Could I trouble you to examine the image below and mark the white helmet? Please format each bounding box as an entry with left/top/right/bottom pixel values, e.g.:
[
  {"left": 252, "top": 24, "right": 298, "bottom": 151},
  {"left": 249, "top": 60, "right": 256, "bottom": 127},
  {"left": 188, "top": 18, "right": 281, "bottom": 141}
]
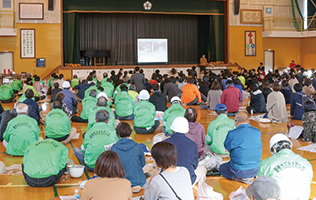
[
  {"left": 170, "top": 117, "right": 189, "bottom": 133},
  {"left": 170, "top": 96, "right": 181, "bottom": 105},
  {"left": 97, "top": 92, "right": 108, "bottom": 100},
  {"left": 269, "top": 133, "right": 292, "bottom": 154},
  {"left": 138, "top": 90, "right": 150, "bottom": 100}
]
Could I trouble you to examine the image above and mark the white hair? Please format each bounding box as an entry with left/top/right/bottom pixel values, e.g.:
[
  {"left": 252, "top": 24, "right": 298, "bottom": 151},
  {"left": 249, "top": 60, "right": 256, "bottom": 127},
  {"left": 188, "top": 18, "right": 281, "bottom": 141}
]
[{"left": 16, "top": 103, "right": 28, "bottom": 114}]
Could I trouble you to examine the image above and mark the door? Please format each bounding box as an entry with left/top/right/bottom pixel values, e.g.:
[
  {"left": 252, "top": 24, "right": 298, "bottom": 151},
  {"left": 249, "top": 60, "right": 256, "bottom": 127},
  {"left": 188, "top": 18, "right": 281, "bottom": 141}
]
[
  {"left": 264, "top": 50, "right": 274, "bottom": 74},
  {"left": 0, "top": 52, "right": 13, "bottom": 74}
]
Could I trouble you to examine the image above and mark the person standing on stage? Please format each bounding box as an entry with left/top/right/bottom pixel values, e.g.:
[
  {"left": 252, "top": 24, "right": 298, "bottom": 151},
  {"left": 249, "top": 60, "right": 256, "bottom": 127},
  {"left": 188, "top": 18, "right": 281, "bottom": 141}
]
[{"left": 200, "top": 54, "right": 208, "bottom": 73}]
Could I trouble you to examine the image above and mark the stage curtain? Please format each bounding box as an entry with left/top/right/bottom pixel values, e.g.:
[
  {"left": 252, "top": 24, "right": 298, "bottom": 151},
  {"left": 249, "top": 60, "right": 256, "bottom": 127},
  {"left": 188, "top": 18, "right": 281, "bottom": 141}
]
[
  {"left": 63, "top": 13, "right": 81, "bottom": 64},
  {"left": 79, "top": 13, "right": 198, "bottom": 65}
]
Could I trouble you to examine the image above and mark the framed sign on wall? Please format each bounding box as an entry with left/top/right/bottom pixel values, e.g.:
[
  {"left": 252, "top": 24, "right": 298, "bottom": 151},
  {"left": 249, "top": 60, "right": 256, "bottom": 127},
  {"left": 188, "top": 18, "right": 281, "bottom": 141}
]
[
  {"left": 245, "top": 31, "right": 256, "bottom": 56},
  {"left": 20, "top": 29, "right": 35, "bottom": 58},
  {"left": 36, "top": 58, "right": 45, "bottom": 67},
  {"left": 240, "top": 9, "right": 263, "bottom": 24},
  {"left": 19, "top": 3, "right": 44, "bottom": 20}
]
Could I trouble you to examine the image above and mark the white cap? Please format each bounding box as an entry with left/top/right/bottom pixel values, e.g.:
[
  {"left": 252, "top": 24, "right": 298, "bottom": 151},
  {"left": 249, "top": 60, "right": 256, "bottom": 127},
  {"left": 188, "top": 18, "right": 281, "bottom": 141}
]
[
  {"left": 303, "top": 71, "right": 308, "bottom": 76},
  {"left": 170, "top": 96, "right": 181, "bottom": 104},
  {"left": 286, "top": 67, "right": 290, "bottom": 71},
  {"left": 97, "top": 92, "right": 108, "bottom": 99},
  {"left": 269, "top": 133, "right": 292, "bottom": 154},
  {"left": 269, "top": 69, "right": 273, "bottom": 72},
  {"left": 170, "top": 117, "right": 189, "bottom": 133},
  {"left": 138, "top": 90, "right": 150, "bottom": 100},
  {"left": 283, "top": 69, "right": 288, "bottom": 73},
  {"left": 62, "top": 81, "right": 71, "bottom": 88}
]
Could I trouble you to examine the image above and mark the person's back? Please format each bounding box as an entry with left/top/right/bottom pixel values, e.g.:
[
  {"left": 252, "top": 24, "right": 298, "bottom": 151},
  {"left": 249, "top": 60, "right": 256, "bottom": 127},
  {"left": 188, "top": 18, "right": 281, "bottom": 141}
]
[
  {"left": 74, "top": 81, "right": 90, "bottom": 100},
  {"left": 60, "top": 82, "right": 78, "bottom": 114},
  {"left": 301, "top": 101, "right": 316, "bottom": 143},
  {"left": 0, "top": 84, "right": 14, "bottom": 101},
  {"left": 22, "top": 139, "right": 68, "bottom": 187},
  {"left": 87, "top": 106, "right": 115, "bottom": 130},
  {"left": 11, "top": 79, "right": 23, "bottom": 92},
  {"left": 207, "top": 81, "right": 222, "bottom": 110},
  {"left": 45, "top": 108, "right": 71, "bottom": 139},
  {"left": 134, "top": 100, "right": 155, "bottom": 128},
  {"left": 115, "top": 91, "right": 135, "bottom": 117},
  {"left": 290, "top": 91, "right": 305, "bottom": 120},
  {"left": 71, "top": 77, "right": 80, "bottom": 88},
  {"left": 181, "top": 78, "right": 202, "bottom": 105},
  {"left": 266, "top": 91, "right": 288, "bottom": 122},
  {"left": 248, "top": 86, "right": 267, "bottom": 113},
  {"left": 131, "top": 68, "right": 145, "bottom": 92},
  {"left": 163, "top": 99, "right": 186, "bottom": 135},
  {"left": 23, "top": 98, "right": 41, "bottom": 125},
  {"left": 50, "top": 82, "right": 63, "bottom": 103},
  {"left": 164, "top": 81, "right": 181, "bottom": 102},
  {"left": 221, "top": 83, "right": 241, "bottom": 113},
  {"left": 280, "top": 85, "right": 293, "bottom": 104},
  {"left": 0, "top": 108, "right": 17, "bottom": 142},
  {"left": 81, "top": 95, "right": 97, "bottom": 119},
  {"left": 149, "top": 89, "right": 167, "bottom": 111},
  {"left": 102, "top": 81, "right": 114, "bottom": 98}
]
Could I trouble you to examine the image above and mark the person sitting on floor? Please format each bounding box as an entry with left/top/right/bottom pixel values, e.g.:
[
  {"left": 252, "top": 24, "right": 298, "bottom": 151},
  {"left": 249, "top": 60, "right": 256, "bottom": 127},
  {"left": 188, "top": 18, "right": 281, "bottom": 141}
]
[
  {"left": 165, "top": 117, "right": 207, "bottom": 185},
  {"left": 302, "top": 100, "right": 316, "bottom": 143},
  {"left": 45, "top": 100, "right": 76, "bottom": 144},
  {"left": 220, "top": 79, "right": 241, "bottom": 117},
  {"left": 181, "top": 77, "right": 202, "bottom": 105},
  {"left": 82, "top": 151, "right": 132, "bottom": 200},
  {"left": 87, "top": 93, "right": 117, "bottom": 130},
  {"left": 0, "top": 104, "right": 17, "bottom": 142},
  {"left": 111, "top": 122, "right": 146, "bottom": 193},
  {"left": 3, "top": 103, "right": 40, "bottom": 156},
  {"left": 74, "top": 79, "right": 90, "bottom": 101},
  {"left": 0, "top": 80, "right": 16, "bottom": 103},
  {"left": 23, "top": 78, "right": 44, "bottom": 101},
  {"left": 218, "top": 112, "right": 262, "bottom": 184},
  {"left": 149, "top": 83, "right": 167, "bottom": 112},
  {"left": 143, "top": 141, "right": 194, "bottom": 199},
  {"left": 280, "top": 80, "right": 293, "bottom": 104},
  {"left": 185, "top": 107, "right": 206, "bottom": 157},
  {"left": 74, "top": 110, "right": 119, "bottom": 171},
  {"left": 23, "top": 89, "right": 42, "bottom": 125},
  {"left": 290, "top": 83, "right": 306, "bottom": 120},
  {"left": 50, "top": 93, "right": 71, "bottom": 117},
  {"left": 207, "top": 80, "right": 222, "bottom": 110},
  {"left": 11, "top": 78, "right": 23, "bottom": 93},
  {"left": 265, "top": 82, "right": 288, "bottom": 122},
  {"left": 101, "top": 78, "right": 114, "bottom": 99},
  {"left": 206, "top": 104, "right": 235, "bottom": 157},
  {"left": 50, "top": 82, "right": 63, "bottom": 103},
  {"left": 33, "top": 76, "right": 45, "bottom": 98},
  {"left": 128, "top": 85, "right": 139, "bottom": 104},
  {"left": 246, "top": 84, "right": 267, "bottom": 114},
  {"left": 258, "top": 134, "right": 313, "bottom": 200},
  {"left": 164, "top": 77, "right": 182, "bottom": 103},
  {"left": 22, "top": 139, "right": 68, "bottom": 187},
  {"left": 59, "top": 81, "right": 78, "bottom": 115},
  {"left": 133, "top": 90, "right": 160, "bottom": 134},
  {"left": 162, "top": 96, "right": 186, "bottom": 136},
  {"left": 84, "top": 82, "right": 100, "bottom": 99},
  {"left": 71, "top": 75, "right": 80, "bottom": 88},
  {"left": 80, "top": 89, "right": 98, "bottom": 120},
  {"left": 114, "top": 84, "right": 135, "bottom": 120}
]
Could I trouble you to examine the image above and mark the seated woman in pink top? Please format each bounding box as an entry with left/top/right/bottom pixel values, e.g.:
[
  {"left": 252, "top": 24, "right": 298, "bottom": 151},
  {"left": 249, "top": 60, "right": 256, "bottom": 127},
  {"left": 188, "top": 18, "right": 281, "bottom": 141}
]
[{"left": 184, "top": 107, "right": 206, "bottom": 157}]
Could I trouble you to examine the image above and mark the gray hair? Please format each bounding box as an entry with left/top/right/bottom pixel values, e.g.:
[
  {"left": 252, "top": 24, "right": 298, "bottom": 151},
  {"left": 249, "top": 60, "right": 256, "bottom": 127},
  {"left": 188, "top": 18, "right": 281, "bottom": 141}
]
[
  {"left": 89, "top": 89, "right": 97, "bottom": 98},
  {"left": 97, "top": 96, "right": 107, "bottom": 106},
  {"left": 16, "top": 103, "right": 28, "bottom": 114},
  {"left": 96, "top": 110, "right": 110, "bottom": 123},
  {"left": 234, "top": 112, "right": 248, "bottom": 124}
]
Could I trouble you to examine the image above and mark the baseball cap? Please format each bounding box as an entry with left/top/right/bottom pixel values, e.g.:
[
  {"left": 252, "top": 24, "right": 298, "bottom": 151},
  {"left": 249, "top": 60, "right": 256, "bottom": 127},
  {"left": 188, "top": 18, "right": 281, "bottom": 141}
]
[
  {"left": 246, "top": 176, "right": 280, "bottom": 200},
  {"left": 62, "top": 81, "right": 71, "bottom": 88},
  {"left": 215, "top": 103, "right": 227, "bottom": 111}
]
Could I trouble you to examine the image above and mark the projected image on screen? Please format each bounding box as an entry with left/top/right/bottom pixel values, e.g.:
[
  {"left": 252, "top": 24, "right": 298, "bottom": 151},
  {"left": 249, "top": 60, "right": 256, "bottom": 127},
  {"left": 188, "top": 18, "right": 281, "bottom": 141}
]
[{"left": 137, "top": 38, "right": 168, "bottom": 64}]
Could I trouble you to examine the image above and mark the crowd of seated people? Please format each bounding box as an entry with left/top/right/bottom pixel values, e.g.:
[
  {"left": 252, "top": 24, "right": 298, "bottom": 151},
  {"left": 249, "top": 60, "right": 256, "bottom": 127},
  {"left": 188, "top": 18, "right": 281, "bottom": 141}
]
[{"left": 0, "top": 64, "right": 315, "bottom": 200}]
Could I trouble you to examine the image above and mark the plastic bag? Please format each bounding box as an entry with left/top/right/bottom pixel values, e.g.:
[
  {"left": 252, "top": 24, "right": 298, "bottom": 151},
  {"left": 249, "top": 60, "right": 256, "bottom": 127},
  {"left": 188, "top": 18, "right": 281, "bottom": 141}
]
[
  {"left": 198, "top": 152, "right": 222, "bottom": 171},
  {"left": 228, "top": 186, "right": 250, "bottom": 200},
  {"left": 196, "top": 174, "right": 223, "bottom": 200}
]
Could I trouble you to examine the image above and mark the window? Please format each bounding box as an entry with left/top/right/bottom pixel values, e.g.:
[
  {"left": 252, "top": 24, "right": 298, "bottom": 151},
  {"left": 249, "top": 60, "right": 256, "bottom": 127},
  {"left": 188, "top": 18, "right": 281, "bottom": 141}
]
[{"left": 2, "top": 0, "right": 11, "bottom": 8}]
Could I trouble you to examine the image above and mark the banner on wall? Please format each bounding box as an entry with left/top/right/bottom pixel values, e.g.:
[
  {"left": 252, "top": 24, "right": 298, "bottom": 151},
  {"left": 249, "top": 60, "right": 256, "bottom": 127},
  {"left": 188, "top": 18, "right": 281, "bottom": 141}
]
[
  {"left": 20, "top": 29, "right": 35, "bottom": 58},
  {"left": 245, "top": 31, "right": 256, "bottom": 56}
]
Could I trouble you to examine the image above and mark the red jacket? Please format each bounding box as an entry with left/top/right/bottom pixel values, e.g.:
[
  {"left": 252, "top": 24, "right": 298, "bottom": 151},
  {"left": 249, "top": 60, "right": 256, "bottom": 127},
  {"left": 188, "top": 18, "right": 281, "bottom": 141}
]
[{"left": 221, "top": 85, "right": 241, "bottom": 112}]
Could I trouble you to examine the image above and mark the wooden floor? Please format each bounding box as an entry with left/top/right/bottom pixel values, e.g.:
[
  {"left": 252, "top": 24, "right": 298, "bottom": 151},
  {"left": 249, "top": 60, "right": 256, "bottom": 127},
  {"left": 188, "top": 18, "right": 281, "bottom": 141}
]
[{"left": 0, "top": 97, "right": 315, "bottom": 200}]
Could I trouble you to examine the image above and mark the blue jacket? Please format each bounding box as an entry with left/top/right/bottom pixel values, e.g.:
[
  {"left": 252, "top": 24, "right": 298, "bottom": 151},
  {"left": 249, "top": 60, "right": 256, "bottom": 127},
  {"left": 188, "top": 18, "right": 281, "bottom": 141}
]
[
  {"left": 290, "top": 92, "right": 305, "bottom": 120},
  {"left": 165, "top": 133, "right": 198, "bottom": 184},
  {"left": 111, "top": 138, "right": 146, "bottom": 187},
  {"left": 224, "top": 124, "right": 262, "bottom": 171},
  {"left": 74, "top": 83, "right": 90, "bottom": 99},
  {"left": 23, "top": 98, "right": 41, "bottom": 125},
  {"left": 234, "top": 84, "right": 243, "bottom": 101},
  {"left": 280, "top": 86, "right": 293, "bottom": 104},
  {"left": 59, "top": 89, "right": 78, "bottom": 113}
]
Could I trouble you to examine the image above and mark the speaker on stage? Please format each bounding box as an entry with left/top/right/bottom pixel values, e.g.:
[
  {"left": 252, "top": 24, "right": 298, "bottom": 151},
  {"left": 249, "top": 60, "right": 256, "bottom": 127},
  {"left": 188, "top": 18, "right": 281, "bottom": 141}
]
[{"left": 48, "top": 0, "right": 54, "bottom": 11}]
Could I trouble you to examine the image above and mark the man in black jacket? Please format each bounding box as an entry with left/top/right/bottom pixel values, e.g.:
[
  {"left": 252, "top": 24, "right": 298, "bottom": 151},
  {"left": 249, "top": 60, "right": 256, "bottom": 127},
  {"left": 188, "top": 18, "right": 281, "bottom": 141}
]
[{"left": 149, "top": 83, "right": 167, "bottom": 112}]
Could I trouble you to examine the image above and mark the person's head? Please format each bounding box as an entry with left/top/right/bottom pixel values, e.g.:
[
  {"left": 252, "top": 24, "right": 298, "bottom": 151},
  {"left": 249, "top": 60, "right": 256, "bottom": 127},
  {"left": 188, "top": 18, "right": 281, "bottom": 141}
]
[
  {"left": 51, "top": 73, "right": 56, "bottom": 78},
  {"left": 103, "top": 72, "right": 108, "bottom": 78},
  {"left": 62, "top": 81, "right": 71, "bottom": 90},
  {"left": 120, "top": 84, "right": 128, "bottom": 92},
  {"left": 89, "top": 82, "right": 96, "bottom": 87},
  {"left": 187, "top": 77, "right": 195, "bottom": 84},
  {"left": 304, "top": 100, "right": 316, "bottom": 112},
  {"left": 184, "top": 107, "right": 197, "bottom": 123},
  {"left": 249, "top": 84, "right": 258, "bottom": 92},
  {"left": 246, "top": 176, "right": 281, "bottom": 200},
  {"left": 25, "top": 89, "right": 34, "bottom": 99},
  {"left": 138, "top": 90, "right": 150, "bottom": 100},
  {"left": 292, "top": 60, "right": 295, "bottom": 63},
  {"left": 192, "top": 66, "right": 196, "bottom": 71},
  {"left": 34, "top": 76, "right": 40, "bottom": 82},
  {"left": 234, "top": 112, "right": 249, "bottom": 127},
  {"left": 211, "top": 80, "right": 221, "bottom": 90},
  {"left": 94, "top": 150, "right": 125, "bottom": 178},
  {"left": 97, "top": 96, "right": 107, "bottom": 107},
  {"left": 272, "top": 82, "right": 281, "bottom": 91},
  {"left": 89, "top": 90, "right": 97, "bottom": 98},
  {"left": 53, "top": 100, "right": 63, "bottom": 109},
  {"left": 95, "top": 110, "right": 110, "bottom": 123},
  {"left": 151, "top": 141, "right": 177, "bottom": 170},
  {"left": 281, "top": 80, "right": 289, "bottom": 87},
  {"left": 170, "top": 117, "right": 189, "bottom": 134},
  {"left": 135, "top": 66, "right": 140, "bottom": 72},
  {"left": 303, "top": 78, "right": 312, "bottom": 87},
  {"left": 129, "top": 85, "right": 136, "bottom": 91},
  {"left": 16, "top": 103, "right": 28, "bottom": 115},
  {"left": 262, "top": 82, "right": 271, "bottom": 90},
  {"left": 116, "top": 122, "right": 132, "bottom": 138},
  {"left": 110, "top": 70, "right": 115, "bottom": 76},
  {"left": 226, "top": 79, "right": 234, "bottom": 87},
  {"left": 215, "top": 103, "right": 227, "bottom": 115},
  {"left": 269, "top": 133, "right": 292, "bottom": 155},
  {"left": 106, "top": 78, "right": 112, "bottom": 83},
  {"left": 82, "top": 79, "right": 88, "bottom": 84},
  {"left": 59, "top": 74, "right": 64, "bottom": 80},
  {"left": 170, "top": 96, "right": 181, "bottom": 105},
  {"left": 293, "top": 83, "right": 303, "bottom": 92},
  {"left": 73, "top": 75, "right": 78, "bottom": 79},
  {"left": 202, "top": 54, "right": 205, "bottom": 58},
  {"left": 56, "top": 92, "right": 65, "bottom": 101},
  {"left": 152, "top": 83, "right": 159, "bottom": 91},
  {"left": 260, "top": 62, "right": 263, "bottom": 66}
]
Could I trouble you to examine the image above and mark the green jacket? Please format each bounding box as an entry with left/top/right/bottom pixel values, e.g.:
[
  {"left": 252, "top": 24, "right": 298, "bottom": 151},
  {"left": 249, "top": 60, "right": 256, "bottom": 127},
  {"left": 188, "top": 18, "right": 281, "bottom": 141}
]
[
  {"left": 0, "top": 84, "right": 13, "bottom": 100},
  {"left": 71, "top": 78, "right": 80, "bottom": 88},
  {"left": 206, "top": 114, "right": 235, "bottom": 154},
  {"left": 23, "top": 139, "right": 68, "bottom": 178},
  {"left": 258, "top": 149, "right": 313, "bottom": 200},
  {"left": 80, "top": 96, "right": 97, "bottom": 119},
  {"left": 163, "top": 103, "right": 186, "bottom": 134},
  {"left": 19, "top": 93, "right": 35, "bottom": 102},
  {"left": 23, "top": 85, "right": 40, "bottom": 98},
  {"left": 134, "top": 100, "right": 156, "bottom": 127},
  {"left": 114, "top": 91, "right": 135, "bottom": 117},
  {"left": 83, "top": 122, "right": 119, "bottom": 168},
  {"left": 87, "top": 106, "right": 115, "bottom": 130},
  {"left": 11, "top": 79, "right": 23, "bottom": 91},
  {"left": 84, "top": 86, "right": 100, "bottom": 99},
  {"left": 45, "top": 108, "right": 71, "bottom": 138},
  {"left": 113, "top": 83, "right": 129, "bottom": 99},
  {"left": 93, "top": 77, "right": 98, "bottom": 85},
  {"left": 101, "top": 82, "right": 114, "bottom": 98},
  {"left": 3, "top": 114, "right": 40, "bottom": 156},
  {"left": 48, "top": 77, "right": 54, "bottom": 88},
  {"left": 100, "top": 77, "right": 112, "bottom": 86}
]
